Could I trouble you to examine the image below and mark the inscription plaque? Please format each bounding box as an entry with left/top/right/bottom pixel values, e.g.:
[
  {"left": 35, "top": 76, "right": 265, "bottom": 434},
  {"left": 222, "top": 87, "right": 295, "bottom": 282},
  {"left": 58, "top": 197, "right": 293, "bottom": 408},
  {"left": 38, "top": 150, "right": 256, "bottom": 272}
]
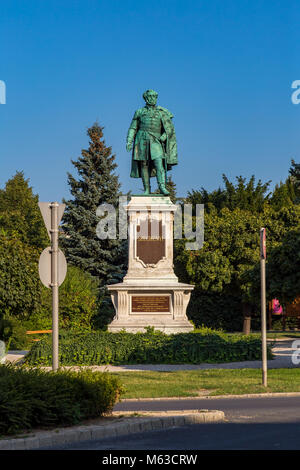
[
  {"left": 136, "top": 218, "right": 165, "bottom": 265},
  {"left": 132, "top": 295, "right": 170, "bottom": 313}
]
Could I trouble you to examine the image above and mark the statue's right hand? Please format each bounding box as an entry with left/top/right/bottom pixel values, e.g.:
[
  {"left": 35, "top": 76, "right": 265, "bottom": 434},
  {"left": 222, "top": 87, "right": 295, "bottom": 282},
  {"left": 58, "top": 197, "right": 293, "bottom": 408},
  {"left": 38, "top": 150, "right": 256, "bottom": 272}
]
[{"left": 126, "top": 143, "right": 133, "bottom": 152}]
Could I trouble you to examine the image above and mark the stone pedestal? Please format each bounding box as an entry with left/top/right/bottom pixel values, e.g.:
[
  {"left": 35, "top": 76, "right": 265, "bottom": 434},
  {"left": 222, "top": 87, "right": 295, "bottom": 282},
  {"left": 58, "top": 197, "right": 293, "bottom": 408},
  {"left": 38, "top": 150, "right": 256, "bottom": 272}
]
[{"left": 107, "top": 196, "right": 194, "bottom": 333}]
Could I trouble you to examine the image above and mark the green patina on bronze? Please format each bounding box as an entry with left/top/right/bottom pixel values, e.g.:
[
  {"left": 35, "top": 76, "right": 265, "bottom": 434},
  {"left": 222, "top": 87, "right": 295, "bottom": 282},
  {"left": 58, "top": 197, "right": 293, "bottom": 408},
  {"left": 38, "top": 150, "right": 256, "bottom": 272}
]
[{"left": 126, "top": 89, "right": 178, "bottom": 195}]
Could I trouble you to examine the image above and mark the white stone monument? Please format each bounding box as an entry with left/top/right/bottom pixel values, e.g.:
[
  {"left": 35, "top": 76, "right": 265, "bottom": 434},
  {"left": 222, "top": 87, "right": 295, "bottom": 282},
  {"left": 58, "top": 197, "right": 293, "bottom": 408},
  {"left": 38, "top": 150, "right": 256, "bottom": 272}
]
[{"left": 107, "top": 196, "right": 194, "bottom": 333}]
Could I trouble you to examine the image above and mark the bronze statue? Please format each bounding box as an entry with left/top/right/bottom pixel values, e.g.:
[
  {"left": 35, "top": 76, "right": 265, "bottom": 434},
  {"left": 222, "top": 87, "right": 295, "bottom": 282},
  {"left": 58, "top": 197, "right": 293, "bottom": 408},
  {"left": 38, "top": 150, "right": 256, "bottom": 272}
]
[{"left": 126, "top": 90, "right": 178, "bottom": 195}]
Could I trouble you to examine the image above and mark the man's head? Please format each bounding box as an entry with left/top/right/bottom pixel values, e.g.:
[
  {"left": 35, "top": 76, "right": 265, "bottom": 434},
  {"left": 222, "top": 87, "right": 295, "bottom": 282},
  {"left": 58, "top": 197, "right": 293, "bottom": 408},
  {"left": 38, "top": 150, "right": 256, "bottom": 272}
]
[{"left": 143, "top": 89, "right": 158, "bottom": 106}]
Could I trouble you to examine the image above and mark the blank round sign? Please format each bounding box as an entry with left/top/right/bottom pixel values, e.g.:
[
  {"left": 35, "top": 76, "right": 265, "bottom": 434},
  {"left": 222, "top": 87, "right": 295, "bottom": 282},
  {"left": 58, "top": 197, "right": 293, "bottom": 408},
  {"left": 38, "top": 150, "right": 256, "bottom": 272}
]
[{"left": 38, "top": 247, "right": 67, "bottom": 288}]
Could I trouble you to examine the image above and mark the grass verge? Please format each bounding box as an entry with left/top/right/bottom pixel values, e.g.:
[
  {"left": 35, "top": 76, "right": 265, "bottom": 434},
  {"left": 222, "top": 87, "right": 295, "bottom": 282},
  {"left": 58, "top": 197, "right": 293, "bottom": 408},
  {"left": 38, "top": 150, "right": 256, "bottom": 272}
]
[{"left": 113, "top": 368, "right": 300, "bottom": 399}]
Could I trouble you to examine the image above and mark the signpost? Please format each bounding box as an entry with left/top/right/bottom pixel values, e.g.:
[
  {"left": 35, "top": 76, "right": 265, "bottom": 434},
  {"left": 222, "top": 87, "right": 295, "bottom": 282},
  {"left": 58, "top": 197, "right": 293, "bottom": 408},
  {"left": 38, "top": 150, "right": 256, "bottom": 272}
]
[
  {"left": 260, "top": 227, "right": 267, "bottom": 387},
  {"left": 38, "top": 202, "right": 66, "bottom": 371}
]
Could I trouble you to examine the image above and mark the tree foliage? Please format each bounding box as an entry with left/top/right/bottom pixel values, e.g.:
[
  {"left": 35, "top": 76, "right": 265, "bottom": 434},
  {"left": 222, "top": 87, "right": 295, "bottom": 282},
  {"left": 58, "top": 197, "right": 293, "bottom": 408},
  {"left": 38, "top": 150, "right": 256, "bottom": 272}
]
[
  {"left": 186, "top": 174, "right": 271, "bottom": 214},
  {"left": 61, "top": 123, "right": 127, "bottom": 289},
  {"left": 31, "top": 266, "right": 100, "bottom": 331},
  {"left": 266, "top": 229, "right": 300, "bottom": 306},
  {"left": 175, "top": 202, "right": 300, "bottom": 330},
  {"left": 0, "top": 234, "right": 42, "bottom": 318},
  {"left": 166, "top": 174, "right": 177, "bottom": 203},
  {"left": 289, "top": 159, "right": 300, "bottom": 203},
  {"left": 0, "top": 171, "right": 48, "bottom": 250}
]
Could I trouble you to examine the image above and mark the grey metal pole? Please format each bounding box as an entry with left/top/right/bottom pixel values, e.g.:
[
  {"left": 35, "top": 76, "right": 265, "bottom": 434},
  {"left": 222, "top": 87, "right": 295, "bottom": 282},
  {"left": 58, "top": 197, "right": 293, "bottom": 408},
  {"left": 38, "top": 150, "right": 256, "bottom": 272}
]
[
  {"left": 260, "top": 228, "right": 267, "bottom": 387},
  {"left": 51, "top": 202, "right": 59, "bottom": 371}
]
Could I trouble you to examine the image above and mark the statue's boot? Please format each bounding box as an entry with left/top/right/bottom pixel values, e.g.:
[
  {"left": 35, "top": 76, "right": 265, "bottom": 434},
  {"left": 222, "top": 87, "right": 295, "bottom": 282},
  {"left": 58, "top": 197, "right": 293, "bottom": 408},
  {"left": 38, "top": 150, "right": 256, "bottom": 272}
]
[
  {"left": 154, "top": 158, "right": 169, "bottom": 195},
  {"left": 141, "top": 164, "right": 151, "bottom": 195}
]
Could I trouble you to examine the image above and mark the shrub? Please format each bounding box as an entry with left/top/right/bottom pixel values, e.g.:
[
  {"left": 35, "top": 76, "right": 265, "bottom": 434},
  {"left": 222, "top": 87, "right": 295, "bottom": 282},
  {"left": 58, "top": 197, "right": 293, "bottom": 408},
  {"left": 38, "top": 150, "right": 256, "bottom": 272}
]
[
  {"left": 0, "top": 316, "right": 29, "bottom": 350},
  {"left": 0, "top": 363, "right": 123, "bottom": 436},
  {"left": 22, "top": 266, "right": 98, "bottom": 330},
  {"left": 58, "top": 265, "right": 99, "bottom": 329},
  {"left": 24, "top": 266, "right": 99, "bottom": 332},
  {"left": 25, "top": 328, "right": 273, "bottom": 366}
]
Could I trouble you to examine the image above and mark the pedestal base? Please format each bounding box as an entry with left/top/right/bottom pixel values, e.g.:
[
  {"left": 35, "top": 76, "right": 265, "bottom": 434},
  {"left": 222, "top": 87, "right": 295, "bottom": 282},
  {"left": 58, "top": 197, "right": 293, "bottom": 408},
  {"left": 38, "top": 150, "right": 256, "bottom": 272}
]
[
  {"left": 107, "top": 281, "right": 194, "bottom": 334},
  {"left": 107, "top": 195, "right": 194, "bottom": 334},
  {"left": 108, "top": 321, "right": 193, "bottom": 334}
]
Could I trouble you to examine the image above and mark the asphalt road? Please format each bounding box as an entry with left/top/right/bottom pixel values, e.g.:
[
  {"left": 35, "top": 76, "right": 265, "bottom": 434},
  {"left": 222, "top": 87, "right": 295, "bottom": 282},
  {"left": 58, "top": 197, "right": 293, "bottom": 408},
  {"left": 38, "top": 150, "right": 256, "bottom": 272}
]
[
  {"left": 48, "top": 396, "right": 300, "bottom": 450},
  {"left": 115, "top": 395, "right": 300, "bottom": 422},
  {"left": 55, "top": 421, "right": 300, "bottom": 450}
]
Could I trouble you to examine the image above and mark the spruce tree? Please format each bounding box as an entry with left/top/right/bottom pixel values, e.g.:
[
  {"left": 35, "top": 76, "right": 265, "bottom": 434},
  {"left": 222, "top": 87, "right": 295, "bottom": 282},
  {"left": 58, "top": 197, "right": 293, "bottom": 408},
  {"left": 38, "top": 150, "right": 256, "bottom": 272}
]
[
  {"left": 61, "top": 123, "right": 126, "bottom": 291},
  {"left": 166, "top": 175, "right": 177, "bottom": 203}
]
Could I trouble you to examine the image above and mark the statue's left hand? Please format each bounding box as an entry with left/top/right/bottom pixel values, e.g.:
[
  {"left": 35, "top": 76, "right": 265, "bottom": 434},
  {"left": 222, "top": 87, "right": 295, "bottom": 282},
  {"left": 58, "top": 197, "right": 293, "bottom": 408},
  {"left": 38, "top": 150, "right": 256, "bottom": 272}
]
[{"left": 160, "top": 133, "right": 167, "bottom": 142}]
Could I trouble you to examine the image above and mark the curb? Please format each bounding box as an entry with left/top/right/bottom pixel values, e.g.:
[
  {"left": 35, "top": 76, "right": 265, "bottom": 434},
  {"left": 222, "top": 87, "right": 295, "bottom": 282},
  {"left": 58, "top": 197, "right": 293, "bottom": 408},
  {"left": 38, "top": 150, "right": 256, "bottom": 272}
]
[
  {"left": 121, "top": 392, "right": 300, "bottom": 401},
  {"left": 0, "top": 410, "right": 224, "bottom": 450}
]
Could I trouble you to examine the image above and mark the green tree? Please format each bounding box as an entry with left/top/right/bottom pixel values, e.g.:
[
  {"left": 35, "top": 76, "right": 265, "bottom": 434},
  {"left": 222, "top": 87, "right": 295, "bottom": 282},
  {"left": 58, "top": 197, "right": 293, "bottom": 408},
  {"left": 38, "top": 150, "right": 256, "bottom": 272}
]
[
  {"left": 270, "top": 179, "right": 296, "bottom": 210},
  {"left": 175, "top": 204, "right": 300, "bottom": 332},
  {"left": 166, "top": 174, "right": 177, "bottom": 203},
  {"left": 59, "top": 266, "right": 99, "bottom": 329},
  {"left": 267, "top": 229, "right": 300, "bottom": 306},
  {"left": 0, "top": 234, "right": 42, "bottom": 318},
  {"left": 61, "top": 123, "right": 126, "bottom": 291},
  {"left": 186, "top": 174, "right": 271, "bottom": 214},
  {"left": 289, "top": 159, "right": 300, "bottom": 203},
  {"left": 186, "top": 187, "right": 227, "bottom": 213},
  {"left": 222, "top": 174, "right": 271, "bottom": 212},
  {"left": 0, "top": 171, "right": 48, "bottom": 250},
  {"left": 34, "top": 266, "right": 99, "bottom": 331}
]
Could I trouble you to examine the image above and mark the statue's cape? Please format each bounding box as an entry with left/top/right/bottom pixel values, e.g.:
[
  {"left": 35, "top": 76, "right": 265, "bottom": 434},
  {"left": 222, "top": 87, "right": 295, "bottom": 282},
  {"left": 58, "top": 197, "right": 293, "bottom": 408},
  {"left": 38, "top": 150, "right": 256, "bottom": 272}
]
[{"left": 130, "top": 106, "right": 178, "bottom": 178}]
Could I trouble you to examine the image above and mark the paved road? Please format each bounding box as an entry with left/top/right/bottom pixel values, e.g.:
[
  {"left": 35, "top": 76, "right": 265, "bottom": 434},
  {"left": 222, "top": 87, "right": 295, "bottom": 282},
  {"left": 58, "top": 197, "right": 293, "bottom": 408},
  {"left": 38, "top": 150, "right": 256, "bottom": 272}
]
[
  {"left": 48, "top": 396, "right": 300, "bottom": 450},
  {"left": 53, "top": 421, "right": 300, "bottom": 450},
  {"left": 115, "top": 395, "right": 300, "bottom": 420}
]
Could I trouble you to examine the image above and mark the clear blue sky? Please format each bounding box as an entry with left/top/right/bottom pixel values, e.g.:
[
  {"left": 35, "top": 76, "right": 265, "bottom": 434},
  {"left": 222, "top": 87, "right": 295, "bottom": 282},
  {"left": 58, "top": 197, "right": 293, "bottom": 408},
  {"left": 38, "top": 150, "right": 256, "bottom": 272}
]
[{"left": 0, "top": 0, "right": 299, "bottom": 201}]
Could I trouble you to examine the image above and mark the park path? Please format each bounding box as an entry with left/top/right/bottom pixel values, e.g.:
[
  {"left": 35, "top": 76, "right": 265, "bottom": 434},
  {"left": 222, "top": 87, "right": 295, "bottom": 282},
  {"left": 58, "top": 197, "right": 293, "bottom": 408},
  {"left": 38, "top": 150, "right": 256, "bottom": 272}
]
[{"left": 4, "top": 338, "right": 300, "bottom": 371}]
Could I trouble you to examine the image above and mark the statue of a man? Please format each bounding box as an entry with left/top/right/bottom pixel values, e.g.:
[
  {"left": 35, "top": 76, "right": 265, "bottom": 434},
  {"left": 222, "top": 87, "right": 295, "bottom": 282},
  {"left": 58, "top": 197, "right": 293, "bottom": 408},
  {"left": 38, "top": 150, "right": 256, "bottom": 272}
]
[{"left": 126, "top": 89, "right": 178, "bottom": 195}]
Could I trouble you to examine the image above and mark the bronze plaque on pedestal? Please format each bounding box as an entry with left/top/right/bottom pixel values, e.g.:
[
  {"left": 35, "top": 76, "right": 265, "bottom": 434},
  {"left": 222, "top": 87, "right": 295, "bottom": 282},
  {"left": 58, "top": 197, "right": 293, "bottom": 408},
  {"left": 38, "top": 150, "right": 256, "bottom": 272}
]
[
  {"left": 136, "top": 218, "right": 165, "bottom": 265},
  {"left": 132, "top": 295, "right": 170, "bottom": 312}
]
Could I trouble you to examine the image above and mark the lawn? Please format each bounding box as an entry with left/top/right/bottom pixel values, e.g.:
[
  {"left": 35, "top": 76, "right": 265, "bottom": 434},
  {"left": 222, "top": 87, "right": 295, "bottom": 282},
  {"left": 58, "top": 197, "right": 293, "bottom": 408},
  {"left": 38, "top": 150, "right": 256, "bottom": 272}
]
[
  {"left": 112, "top": 368, "right": 300, "bottom": 399},
  {"left": 266, "top": 331, "right": 300, "bottom": 339}
]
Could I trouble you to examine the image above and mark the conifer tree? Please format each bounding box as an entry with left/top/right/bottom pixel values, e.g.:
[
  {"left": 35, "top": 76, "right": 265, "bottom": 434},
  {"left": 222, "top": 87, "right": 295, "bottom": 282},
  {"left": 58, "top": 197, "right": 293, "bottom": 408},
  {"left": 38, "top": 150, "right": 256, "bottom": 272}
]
[
  {"left": 166, "top": 174, "right": 177, "bottom": 203},
  {"left": 289, "top": 159, "right": 300, "bottom": 203},
  {"left": 61, "top": 123, "right": 126, "bottom": 291},
  {"left": 270, "top": 179, "right": 296, "bottom": 210}
]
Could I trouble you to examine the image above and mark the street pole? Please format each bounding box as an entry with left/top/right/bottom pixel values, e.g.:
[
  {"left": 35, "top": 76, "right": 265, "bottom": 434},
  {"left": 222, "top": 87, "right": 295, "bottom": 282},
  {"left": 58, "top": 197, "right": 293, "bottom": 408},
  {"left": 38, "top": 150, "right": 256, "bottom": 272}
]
[
  {"left": 260, "top": 227, "right": 267, "bottom": 387},
  {"left": 50, "top": 202, "right": 59, "bottom": 371}
]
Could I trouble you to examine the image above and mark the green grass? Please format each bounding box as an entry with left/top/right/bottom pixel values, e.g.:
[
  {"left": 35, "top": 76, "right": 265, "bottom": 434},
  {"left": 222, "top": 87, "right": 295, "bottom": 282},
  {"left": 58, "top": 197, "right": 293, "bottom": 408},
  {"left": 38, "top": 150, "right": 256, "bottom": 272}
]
[
  {"left": 266, "top": 331, "right": 300, "bottom": 339},
  {"left": 113, "top": 369, "right": 300, "bottom": 399},
  {"left": 224, "top": 331, "right": 300, "bottom": 340}
]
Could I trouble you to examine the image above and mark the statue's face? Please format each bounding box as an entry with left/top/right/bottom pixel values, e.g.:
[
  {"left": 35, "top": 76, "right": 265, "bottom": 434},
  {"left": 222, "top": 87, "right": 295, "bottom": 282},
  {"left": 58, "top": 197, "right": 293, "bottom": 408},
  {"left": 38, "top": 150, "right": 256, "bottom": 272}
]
[{"left": 144, "top": 90, "right": 158, "bottom": 106}]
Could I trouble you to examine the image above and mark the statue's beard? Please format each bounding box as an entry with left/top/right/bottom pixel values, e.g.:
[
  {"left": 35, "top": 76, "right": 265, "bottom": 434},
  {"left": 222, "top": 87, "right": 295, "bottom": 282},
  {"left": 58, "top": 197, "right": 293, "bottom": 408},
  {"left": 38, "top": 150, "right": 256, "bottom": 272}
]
[{"left": 145, "top": 98, "right": 157, "bottom": 106}]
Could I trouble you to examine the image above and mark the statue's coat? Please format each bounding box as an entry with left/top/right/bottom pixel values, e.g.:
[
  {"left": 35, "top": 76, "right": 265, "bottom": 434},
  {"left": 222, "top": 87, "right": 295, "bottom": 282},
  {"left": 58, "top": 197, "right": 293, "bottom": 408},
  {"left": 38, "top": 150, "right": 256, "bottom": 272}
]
[{"left": 127, "top": 106, "right": 178, "bottom": 178}]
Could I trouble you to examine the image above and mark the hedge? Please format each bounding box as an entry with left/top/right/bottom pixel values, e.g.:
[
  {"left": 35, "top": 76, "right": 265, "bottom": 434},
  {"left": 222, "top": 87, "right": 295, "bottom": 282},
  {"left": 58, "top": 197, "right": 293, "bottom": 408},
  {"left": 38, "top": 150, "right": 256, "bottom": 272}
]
[
  {"left": 25, "top": 329, "right": 273, "bottom": 366},
  {"left": 0, "top": 364, "right": 123, "bottom": 436}
]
